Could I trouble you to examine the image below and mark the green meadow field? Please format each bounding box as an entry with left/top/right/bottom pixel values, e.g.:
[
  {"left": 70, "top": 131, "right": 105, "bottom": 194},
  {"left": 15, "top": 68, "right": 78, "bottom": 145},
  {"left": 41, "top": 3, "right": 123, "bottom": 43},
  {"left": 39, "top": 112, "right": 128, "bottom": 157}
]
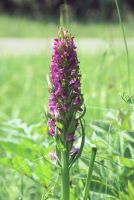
[
  {"left": 0, "top": 15, "right": 134, "bottom": 38},
  {"left": 0, "top": 50, "right": 134, "bottom": 124},
  {"left": 0, "top": 15, "right": 134, "bottom": 200}
]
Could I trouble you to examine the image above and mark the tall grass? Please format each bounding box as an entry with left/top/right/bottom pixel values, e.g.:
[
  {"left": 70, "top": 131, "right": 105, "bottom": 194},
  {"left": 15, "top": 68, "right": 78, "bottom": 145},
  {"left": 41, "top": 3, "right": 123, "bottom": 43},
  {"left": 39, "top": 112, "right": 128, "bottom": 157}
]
[{"left": 115, "top": 0, "right": 131, "bottom": 95}]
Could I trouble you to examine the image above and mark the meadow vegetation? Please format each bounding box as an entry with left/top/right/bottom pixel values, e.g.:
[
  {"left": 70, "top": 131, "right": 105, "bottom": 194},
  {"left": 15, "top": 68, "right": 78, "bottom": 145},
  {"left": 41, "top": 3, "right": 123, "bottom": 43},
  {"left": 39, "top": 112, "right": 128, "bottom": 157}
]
[
  {"left": 0, "top": 15, "right": 134, "bottom": 38},
  {"left": 0, "top": 14, "right": 134, "bottom": 200}
]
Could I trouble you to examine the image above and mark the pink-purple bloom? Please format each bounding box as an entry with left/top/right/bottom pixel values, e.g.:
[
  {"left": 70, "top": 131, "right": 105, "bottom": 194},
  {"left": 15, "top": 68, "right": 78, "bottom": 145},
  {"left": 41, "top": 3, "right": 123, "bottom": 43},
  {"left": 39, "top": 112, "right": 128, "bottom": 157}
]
[
  {"left": 48, "top": 29, "right": 83, "bottom": 143},
  {"left": 49, "top": 152, "right": 57, "bottom": 161},
  {"left": 66, "top": 134, "right": 75, "bottom": 142}
]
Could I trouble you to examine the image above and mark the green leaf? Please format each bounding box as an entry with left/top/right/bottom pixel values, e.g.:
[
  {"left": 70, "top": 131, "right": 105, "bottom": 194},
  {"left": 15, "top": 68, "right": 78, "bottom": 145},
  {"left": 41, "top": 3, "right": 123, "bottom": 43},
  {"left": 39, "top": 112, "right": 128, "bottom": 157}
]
[
  {"left": 55, "top": 120, "right": 64, "bottom": 131},
  {"left": 55, "top": 135, "right": 66, "bottom": 152},
  {"left": 89, "top": 180, "right": 118, "bottom": 197},
  {"left": 0, "top": 141, "right": 36, "bottom": 160},
  {"left": 66, "top": 114, "right": 76, "bottom": 133},
  {"left": 69, "top": 119, "right": 85, "bottom": 167},
  {"left": 91, "top": 120, "right": 114, "bottom": 134},
  {"left": 12, "top": 156, "right": 32, "bottom": 176},
  {"left": 77, "top": 104, "right": 86, "bottom": 120},
  {"left": 119, "top": 192, "right": 130, "bottom": 200},
  {"left": 128, "top": 181, "right": 134, "bottom": 200},
  {"left": 119, "top": 157, "right": 134, "bottom": 168}
]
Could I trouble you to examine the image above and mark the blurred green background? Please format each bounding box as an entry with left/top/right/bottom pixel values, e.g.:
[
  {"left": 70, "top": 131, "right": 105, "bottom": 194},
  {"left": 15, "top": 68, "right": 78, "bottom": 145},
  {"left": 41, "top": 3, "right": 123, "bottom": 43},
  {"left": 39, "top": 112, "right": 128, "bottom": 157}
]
[
  {"left": 0, "top": 0, "right": 134, "bottom": 123},
  {"left": 0, "top": 1, "right": 134, "bottom": 199}
]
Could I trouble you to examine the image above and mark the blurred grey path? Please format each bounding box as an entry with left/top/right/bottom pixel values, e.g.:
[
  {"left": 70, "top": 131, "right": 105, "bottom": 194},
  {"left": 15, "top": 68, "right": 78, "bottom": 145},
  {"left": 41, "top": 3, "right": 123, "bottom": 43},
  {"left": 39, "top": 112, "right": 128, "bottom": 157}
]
[{"left": 0, "top": 38, "right": 134, "bottom": 55}]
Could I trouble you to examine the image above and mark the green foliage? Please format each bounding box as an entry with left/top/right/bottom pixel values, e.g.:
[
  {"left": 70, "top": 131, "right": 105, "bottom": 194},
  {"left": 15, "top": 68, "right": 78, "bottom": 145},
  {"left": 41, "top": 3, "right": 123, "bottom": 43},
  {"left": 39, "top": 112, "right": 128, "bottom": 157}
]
[
  {"left": 0, "top": 18, "right": 134, "bottom": 198},
  {"left": 0, "top": 119, "right": 60, "bottom": 199},
  {"left": 79, "top": 108, "right": 134, "bottom": 199},
  {"left": 0, "top": 15, "right": 134, "bottom": 38},
  {"left": 1, "top": 103, "right": 134, "bottom": 199}
]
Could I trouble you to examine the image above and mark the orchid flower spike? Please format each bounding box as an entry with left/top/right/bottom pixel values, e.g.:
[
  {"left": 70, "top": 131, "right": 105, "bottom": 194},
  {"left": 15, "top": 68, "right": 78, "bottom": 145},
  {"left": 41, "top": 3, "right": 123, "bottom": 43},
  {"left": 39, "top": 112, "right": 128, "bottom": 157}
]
[{"left": 48, "top": 28, "right": 85, "bottom": 166}]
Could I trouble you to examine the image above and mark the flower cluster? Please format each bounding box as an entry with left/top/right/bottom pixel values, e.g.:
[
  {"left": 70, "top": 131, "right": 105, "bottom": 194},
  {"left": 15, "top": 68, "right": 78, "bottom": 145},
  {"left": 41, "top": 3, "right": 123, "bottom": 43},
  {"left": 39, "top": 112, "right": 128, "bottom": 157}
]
[{"left": 48, "top": 28, "right": 83, "bottom": 144}]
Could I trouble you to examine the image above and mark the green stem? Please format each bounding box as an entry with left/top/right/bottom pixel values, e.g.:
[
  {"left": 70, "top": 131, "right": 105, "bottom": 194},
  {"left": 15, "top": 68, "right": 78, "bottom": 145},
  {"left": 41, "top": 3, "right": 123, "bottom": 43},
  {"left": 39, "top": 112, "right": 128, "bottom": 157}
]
[
  {"left": 61, "top": 151, "right": 70, "bottom": 200},
  {"left": 19, "top": 175, "right": 24, "bottom": 200},
  {"left": 115, "top": 0, "right": 131, "bottom": 95},
  {"left": 60, "top": 0, "right": 69, "bottom": 27},
  {"left": 83, "top": 147, "right": 97, "bottom": 200}
]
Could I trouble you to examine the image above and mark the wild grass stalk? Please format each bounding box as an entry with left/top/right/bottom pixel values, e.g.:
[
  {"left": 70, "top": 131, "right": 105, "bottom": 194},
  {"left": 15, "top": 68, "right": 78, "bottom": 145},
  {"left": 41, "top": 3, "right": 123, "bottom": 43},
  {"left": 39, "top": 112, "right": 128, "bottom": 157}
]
[
  {"left": 115, "top": 0, "right": 131, "bottom": 95},
  {"left": 83, "top": 147, "right": 97, "bottom": 200}
]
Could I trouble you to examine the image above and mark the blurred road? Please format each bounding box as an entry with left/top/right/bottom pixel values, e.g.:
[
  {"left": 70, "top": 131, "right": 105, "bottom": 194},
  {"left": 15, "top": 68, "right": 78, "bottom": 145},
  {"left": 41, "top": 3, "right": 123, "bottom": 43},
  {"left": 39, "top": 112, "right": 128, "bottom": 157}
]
[{"left": 0, "top": 38, "right": 134, "bottom": 55}]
